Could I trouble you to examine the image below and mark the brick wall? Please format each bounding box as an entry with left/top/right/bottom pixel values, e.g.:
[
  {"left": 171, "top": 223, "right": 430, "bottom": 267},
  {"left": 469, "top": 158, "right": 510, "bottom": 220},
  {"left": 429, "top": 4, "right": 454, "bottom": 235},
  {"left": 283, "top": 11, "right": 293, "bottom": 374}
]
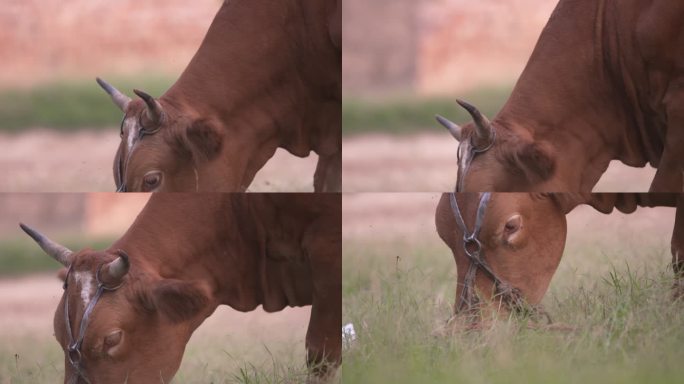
[
  {"left": 343, "top": 0, "right": 558, "bottom": 96},
  {"left": 0, "top": 194, "right": 148, "bottom": 239},
  {"left": 0, "top": 0, "right": 221, "bottom": 87},
  {"left": 343, "top": 0, "right": 424, "bottom": 95}
]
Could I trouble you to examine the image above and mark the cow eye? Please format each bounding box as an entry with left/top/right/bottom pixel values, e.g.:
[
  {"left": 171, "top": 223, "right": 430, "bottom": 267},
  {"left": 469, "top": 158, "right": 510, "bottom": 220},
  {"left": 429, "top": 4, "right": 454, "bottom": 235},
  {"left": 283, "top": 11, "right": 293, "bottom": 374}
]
[
  {"left": 504, "top": 215, "right": 522, "bottom": 234},
  {"left": 104, "top": 330, "right": 122, "bottom": 347},
  {"left": 104, "top": 329, "right": 124, "bottom": 357},
  {"left": 142, "top": 171, "right": 162, "bottom": 191}
]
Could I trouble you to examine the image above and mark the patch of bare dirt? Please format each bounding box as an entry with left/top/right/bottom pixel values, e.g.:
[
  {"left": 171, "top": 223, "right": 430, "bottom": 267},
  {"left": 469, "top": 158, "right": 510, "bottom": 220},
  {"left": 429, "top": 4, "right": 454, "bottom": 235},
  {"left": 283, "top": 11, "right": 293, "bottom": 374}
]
[
  {"left": 343, "top": 193, "right": 442, "bottom": 241},
  {"left": 342, "top": 133, "right": 658, "bottom": 192},
  {"left": 0, "top": 274, "right": 62, "bottom": 336},
  {"left": 0, "top": 130, "right": 316, "bottom": 192}
]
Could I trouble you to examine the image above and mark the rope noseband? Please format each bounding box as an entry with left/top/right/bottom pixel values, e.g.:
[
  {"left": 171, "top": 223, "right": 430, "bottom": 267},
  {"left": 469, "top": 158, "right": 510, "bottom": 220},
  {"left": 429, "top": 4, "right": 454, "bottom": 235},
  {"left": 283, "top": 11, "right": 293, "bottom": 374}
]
[
  {"left": 63, "top": 264, "right": 124, "bottom": 383},
  {"left": 449, "top": 192, "right": 522, "bottom": 313}
]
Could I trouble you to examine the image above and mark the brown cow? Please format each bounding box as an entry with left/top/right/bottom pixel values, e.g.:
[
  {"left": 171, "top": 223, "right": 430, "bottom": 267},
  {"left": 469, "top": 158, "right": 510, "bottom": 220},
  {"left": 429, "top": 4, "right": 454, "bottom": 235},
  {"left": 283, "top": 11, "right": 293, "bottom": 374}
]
[
  {"left": 98, "top": 0, "right": 341, "bottom": 192},
  {"left": 435, "top": 193, "right": 682, "bottom": 323},
  {"left": 436, "top": 0, "right": 684, "bottom": 192},
  {"left": 20, "top": 193, "right": 341, "bottom": 383}
]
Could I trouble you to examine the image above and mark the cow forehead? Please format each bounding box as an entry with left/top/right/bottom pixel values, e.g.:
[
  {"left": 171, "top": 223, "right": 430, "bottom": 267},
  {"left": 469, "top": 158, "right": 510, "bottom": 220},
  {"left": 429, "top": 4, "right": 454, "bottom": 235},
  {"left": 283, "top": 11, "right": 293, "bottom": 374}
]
[
  {"left": 457, "top": 140, "right": 473, "bottom": 190},
  {"left": 72, "top": 270, "right": 96, "bottom": 308},
  {"left": 122, "top": 115, "right": 141, "bottom": 154}
]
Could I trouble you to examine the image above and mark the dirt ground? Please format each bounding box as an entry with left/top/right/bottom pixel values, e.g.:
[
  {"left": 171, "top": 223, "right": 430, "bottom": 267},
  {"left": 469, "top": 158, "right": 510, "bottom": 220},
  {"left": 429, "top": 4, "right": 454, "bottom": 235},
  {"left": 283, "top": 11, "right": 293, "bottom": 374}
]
[
  {"left": 0, "top": 130, "right": 317, "bottom": 192},
  {"left": 342, "top": 133, "right": 658, "bottom": 192}
]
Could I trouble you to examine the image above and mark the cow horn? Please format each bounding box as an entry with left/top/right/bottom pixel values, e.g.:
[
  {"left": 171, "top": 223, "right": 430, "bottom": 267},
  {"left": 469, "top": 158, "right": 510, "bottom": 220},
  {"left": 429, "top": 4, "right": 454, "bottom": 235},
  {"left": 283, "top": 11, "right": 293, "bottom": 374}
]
[
  {"left": 19, "top": 223, "right": 73, "bottom": 266},
  {"left": 435, "top": 114, "right": 463, "bottom": 141},
  {"left": 104, "top": 250, "right": 130, "bottom": 281},
  {"left": 133, "top": 89, "right": 164, "bottom": 125},
  {"left": 456, "top": 99, "right": 493, "bottom": 142},
  {"left": 96, "top": 77, "right": 131, "bottom": 112}
]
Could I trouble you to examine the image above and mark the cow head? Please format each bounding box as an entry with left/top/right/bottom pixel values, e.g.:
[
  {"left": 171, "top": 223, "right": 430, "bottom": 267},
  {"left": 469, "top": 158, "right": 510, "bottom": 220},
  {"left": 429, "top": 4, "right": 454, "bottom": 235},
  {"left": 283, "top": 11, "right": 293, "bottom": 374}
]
[
  {"left": 436, "top": 193, "right": 568, "bottom": 321},
  {"left": 436, "top": 100, "right": 557, "bottom": 191},
  {"left": 97, "top": 78, "right": 224, "bottom": 192},
  {"left": 20, "top": 224, "right": 213, "bottom": 383},
  {"left": 436, "top": 193, "right": 633, "bottom": 324}
]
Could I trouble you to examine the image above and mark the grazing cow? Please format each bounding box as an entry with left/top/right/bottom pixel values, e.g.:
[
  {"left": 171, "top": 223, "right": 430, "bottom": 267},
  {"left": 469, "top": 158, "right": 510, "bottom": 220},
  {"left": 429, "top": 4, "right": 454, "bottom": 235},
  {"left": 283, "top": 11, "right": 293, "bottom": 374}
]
[
  {"left": 435, "top": 193, "right": 682, "bottom": 321},
  {"left": 20, "top": 193, "right": 341, "bottom": 383},
  {"left": 436, "top": 0, "right": 684, "bottom": 192},
  {"left": 98, "top": 0, "right": 341, "bottom": 192}
]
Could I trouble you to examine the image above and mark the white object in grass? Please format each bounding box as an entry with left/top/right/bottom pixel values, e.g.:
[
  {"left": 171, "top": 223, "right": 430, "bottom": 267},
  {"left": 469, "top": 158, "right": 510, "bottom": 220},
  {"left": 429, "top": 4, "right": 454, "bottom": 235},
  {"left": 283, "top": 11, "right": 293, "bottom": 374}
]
[{"left": 342, "top": 323, "right": 356, "bottom": 348}]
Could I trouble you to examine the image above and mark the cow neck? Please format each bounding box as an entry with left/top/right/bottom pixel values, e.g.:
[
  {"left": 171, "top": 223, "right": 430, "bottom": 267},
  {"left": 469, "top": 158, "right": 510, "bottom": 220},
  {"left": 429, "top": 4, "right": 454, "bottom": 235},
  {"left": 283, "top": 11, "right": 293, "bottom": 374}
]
[
  {"left": 496, "top": 0, "right": 659, "bottom": 191},
  {"left": 111, "top": 194, "right": 260, "bottom": 311},
  {"left": 162, "top": 1, "right": 336, "bottom": 158}
]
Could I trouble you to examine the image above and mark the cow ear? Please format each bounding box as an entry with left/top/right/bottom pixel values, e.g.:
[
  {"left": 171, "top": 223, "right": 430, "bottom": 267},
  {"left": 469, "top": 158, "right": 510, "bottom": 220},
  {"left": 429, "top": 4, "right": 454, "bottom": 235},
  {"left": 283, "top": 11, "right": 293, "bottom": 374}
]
[
  {"left": 175, "top": 120, "right": 223, "bottom": 163},
  {"left": 509, "top": 140, "right": 556, "bottom": 183},
  {"left": 152, "top": 280, "right": 211, "bottom": 323}
]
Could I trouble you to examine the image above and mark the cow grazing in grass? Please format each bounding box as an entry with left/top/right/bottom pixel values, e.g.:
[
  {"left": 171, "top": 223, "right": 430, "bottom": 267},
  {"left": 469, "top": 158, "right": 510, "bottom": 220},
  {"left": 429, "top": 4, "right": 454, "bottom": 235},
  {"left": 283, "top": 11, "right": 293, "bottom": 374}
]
[
  {"left": 435, "top": 193, "right": 682, "bottom": 322},
  {"left": 436, "top": 0, "right": 684, "bottom": 192},
  {"left": 20, "top": 193, "right": 341, "bottom": 383},
  {"left": 99, "top": 0, "right": 341, "bottom": 192}
]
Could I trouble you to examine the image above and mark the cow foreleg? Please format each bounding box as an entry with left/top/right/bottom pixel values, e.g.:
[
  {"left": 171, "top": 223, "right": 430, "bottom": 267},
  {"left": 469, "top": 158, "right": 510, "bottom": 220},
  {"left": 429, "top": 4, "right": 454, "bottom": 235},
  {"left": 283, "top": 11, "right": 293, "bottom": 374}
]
[
  {"left": 314, "top": 152, "right": 341, "bottom": 192},
  {"left": 306, "top": 296, "right": 341, "bottom": 382},
  {"left": 304, "top": 221, "right": 341, "bottom": 381},
  {"left": 672, "top": 195, "right": 684, "bottom": 299},
  {"left": 651, "top": 82, "right": 684, "bottom": 192}
]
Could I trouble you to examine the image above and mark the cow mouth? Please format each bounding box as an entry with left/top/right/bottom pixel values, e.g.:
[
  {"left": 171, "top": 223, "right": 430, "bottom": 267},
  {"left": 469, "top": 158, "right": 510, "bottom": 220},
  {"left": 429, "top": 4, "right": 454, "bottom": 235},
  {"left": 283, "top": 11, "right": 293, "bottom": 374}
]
[{"left": 454, "top": 285, "right": 552, "bottom": 327}]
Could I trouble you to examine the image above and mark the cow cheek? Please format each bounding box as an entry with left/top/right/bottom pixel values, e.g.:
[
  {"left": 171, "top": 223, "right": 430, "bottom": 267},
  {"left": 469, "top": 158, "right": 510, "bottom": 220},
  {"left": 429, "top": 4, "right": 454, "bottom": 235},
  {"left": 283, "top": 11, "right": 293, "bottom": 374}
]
[
  {"left": 503, "top": 229, "right": 528, "bottom": 250},
  {"left": 521, "top": 244, "right": 563, "bottom": 304},
  {"left": 142, "top": 326, "right": 188, "bottom": 378}
]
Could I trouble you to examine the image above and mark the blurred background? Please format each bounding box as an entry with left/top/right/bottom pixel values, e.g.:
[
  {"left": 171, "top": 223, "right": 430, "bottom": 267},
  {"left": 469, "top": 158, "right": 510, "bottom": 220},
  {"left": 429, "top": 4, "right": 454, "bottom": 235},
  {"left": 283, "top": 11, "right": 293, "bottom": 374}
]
[
  {"left": 342, "top": 0, "right": 656, "bottom": 191},
  {"left": 0, "top": 0, "right": 316, "bottom": 192},
  {"left": 0, "top": 193, "right": 311, "bottom": 382}
]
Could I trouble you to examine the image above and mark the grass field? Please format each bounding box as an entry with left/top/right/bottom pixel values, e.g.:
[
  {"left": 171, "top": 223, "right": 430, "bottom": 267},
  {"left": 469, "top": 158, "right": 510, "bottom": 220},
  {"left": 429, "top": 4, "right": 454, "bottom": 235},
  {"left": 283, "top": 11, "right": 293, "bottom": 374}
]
[
  {"left": 0, "top": 77, "right": 510, "bottom": 136},
  {"left": 342, "top": 195, "right": 684, "bottom": 384},
  {"left": 0, "top": 75, "right": 174, "bottom": 132},
  {"left": 0, "top": 237, "right": 115, "bottom": 276},
  {"left": 342, "top": 87, "right": 512, "bottom": 136},
  {"left": 0, "top": 303, "right": 315, "bottom": 384}
]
